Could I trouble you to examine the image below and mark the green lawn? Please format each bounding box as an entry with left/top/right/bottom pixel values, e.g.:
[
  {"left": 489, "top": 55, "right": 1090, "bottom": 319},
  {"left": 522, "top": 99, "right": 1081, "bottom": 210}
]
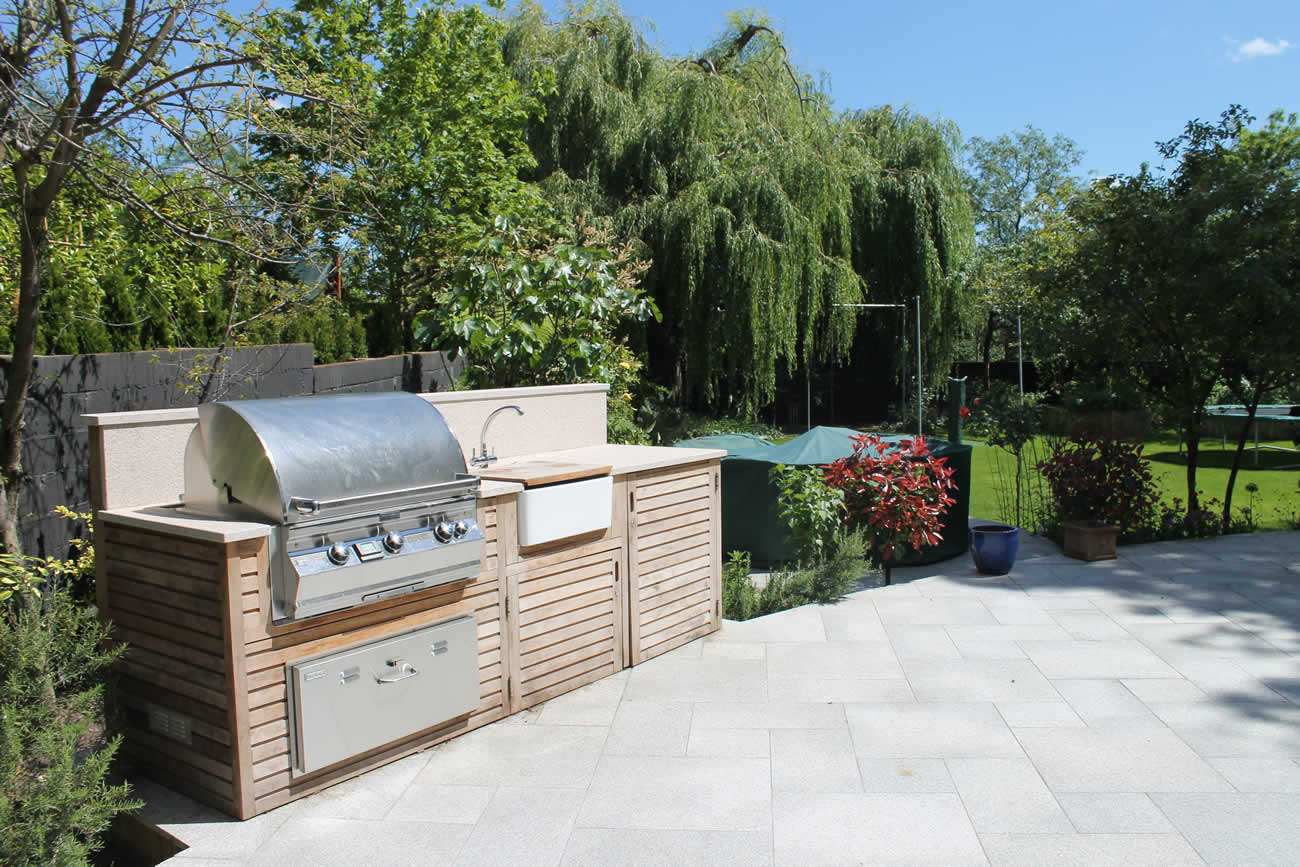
[{"left": 965, "top": 432, "right": 1300, "bottom": 531}]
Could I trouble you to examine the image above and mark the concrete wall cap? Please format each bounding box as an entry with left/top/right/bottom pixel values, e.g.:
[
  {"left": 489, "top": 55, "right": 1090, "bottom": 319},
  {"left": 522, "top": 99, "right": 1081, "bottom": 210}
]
[
  {"left": 421, "top": 383, "right": 609, "bottom": 404},
  {"left": 82, "top": 407, "right": 199, "bottom": 428}
]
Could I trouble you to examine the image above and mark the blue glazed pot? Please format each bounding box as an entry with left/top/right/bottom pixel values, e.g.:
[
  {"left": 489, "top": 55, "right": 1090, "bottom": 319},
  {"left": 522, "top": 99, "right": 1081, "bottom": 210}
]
[{"left": 970, "top": 524, "right": 1019, "bottom": 575}]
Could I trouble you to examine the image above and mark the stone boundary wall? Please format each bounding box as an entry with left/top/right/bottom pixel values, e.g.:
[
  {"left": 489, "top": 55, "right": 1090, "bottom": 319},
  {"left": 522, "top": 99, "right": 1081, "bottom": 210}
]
[{"left": 0, "top": 345, "right": 463, "bottom": 559}]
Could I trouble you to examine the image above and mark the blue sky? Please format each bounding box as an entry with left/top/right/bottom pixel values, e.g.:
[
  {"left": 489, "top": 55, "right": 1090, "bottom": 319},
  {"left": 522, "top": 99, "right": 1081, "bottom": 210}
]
[{"left": 552, "top": 0, "right": 1298, "bottom": 179}]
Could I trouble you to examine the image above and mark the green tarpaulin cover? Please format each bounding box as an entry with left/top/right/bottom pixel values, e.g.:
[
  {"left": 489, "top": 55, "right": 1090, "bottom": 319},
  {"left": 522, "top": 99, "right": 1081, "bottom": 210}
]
[{"left": 675, "top": 426, "right": 972, "bottom": 567}]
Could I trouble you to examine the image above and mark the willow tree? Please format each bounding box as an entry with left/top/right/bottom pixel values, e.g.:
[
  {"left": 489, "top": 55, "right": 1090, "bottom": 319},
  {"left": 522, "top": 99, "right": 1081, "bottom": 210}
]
[
  {"left": 503, "top": 3, "right": 972, "bottom": 414},
  {"left": 844, "top": 108, "right": 973, "bottom": 397}
]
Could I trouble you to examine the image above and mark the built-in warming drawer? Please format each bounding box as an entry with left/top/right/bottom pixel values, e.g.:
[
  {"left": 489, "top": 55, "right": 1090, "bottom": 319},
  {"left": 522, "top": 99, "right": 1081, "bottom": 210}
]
[{"left": 288, "top": 616, "right": 479, "bottom": 775}]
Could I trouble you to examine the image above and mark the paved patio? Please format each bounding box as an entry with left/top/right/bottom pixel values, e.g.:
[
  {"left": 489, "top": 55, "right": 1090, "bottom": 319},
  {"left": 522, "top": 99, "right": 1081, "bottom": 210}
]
[{"left": 141, "top": 529, "right": 1300, "bottom": 866}]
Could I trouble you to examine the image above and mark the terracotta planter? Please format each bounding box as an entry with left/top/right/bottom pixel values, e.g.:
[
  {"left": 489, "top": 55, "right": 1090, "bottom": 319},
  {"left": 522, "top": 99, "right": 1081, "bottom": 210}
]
[{"left": 1063, "top": 520, "right": 1119, "bottom": 561}]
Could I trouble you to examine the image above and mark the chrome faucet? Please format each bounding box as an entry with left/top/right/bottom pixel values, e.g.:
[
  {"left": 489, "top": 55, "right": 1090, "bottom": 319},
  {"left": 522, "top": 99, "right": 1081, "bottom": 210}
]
[{"left": 471, "top": 405, "right": 524, "bottom": 466}]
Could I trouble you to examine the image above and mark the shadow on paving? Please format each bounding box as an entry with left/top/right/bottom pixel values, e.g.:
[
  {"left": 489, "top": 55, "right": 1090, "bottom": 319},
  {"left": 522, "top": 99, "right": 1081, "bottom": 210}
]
[{"left": 876, "top": 525, "right": 1300, "bottom": 714}]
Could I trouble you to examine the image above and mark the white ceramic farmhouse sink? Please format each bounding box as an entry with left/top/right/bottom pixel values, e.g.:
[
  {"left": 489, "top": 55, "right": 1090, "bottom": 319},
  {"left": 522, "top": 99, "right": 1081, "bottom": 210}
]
[
  {"left": 477, "top": 460, "right": 614, "bottom": 547},
  {"left": 516, "top": 475, "right": 613, "bottom": 547}
]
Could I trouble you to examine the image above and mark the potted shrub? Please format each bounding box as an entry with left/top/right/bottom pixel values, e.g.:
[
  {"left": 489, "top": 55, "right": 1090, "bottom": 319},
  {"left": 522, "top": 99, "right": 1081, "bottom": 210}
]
[
  {"left": 824, "top": 434, "right": 957, "bottom": 584},
  {"left": 1037, "top": 433, "right": 1159, "bottom": 561}
]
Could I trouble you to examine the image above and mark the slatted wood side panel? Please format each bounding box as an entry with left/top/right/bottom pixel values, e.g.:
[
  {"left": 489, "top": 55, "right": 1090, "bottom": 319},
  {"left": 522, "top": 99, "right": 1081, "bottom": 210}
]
[
  {"left": 246, "top": 500, "right": 508, "bottom": 814},
  {"left": 99, "top": 524, "right": 239, "bottom": 815},
  {"left": 507, "top": 539, "right": 622, "bottom": 712},
  {"left": 628, "top": 462, "right": 721, "bottom": 664}
]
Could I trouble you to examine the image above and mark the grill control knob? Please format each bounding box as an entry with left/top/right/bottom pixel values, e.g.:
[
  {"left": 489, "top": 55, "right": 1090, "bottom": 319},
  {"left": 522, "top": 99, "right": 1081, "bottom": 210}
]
[
  {"left": 453, "top": 520, "right": 470, "bottom": 538},
  {"left": 383, "top": 532, "right": 404, "bottom": 553},
  {"left": 327, "top": 542, "right": 350, "bottom": 565},
  {"left": 433, "top": 521, "right": 454, "bottom": 543}
]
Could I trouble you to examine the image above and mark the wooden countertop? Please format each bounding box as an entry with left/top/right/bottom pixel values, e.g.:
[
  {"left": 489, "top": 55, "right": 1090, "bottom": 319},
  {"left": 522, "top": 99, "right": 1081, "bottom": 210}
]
[{"left": 476, "top": 460, "right": 613, "bottom": 488}]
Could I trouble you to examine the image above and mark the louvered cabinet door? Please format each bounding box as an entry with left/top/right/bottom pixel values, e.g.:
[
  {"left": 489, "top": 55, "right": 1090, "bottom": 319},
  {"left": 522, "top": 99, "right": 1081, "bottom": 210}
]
[
  {"left": 626, "top": 461, "right": 722, "bottom": 665},
  {"left": 505, "top": 539, "right": 623, "bottom": 712}
]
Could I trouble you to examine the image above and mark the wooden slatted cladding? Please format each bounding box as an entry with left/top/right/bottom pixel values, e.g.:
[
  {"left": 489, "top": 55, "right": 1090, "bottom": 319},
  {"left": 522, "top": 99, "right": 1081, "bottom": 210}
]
[
  {"left": 243, "top": 501, "right": 508, "bottom": 815},
  {"left": 628, "top": 464, "right": 722, "bottom": 665},
  {"left": 99, "top": 524, "right": 241, "bottom": 815},
  {"left": 99, "top": 499, "right": 509, "bottom": 819},
  {"left": 506, "top": 538, "right": 622, "bottom": 712}
]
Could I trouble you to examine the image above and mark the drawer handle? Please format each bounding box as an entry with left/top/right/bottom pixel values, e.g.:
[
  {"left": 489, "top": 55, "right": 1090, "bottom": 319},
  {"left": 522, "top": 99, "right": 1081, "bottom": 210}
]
[{"left": 376, "top": 662, "right": 419, "bottom": 684}]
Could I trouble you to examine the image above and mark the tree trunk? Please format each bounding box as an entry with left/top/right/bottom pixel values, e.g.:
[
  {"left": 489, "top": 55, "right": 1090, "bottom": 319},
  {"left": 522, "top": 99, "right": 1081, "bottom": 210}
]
[
  {"left": 1183, "top": 427, "right": 1200, "bottom": 513},
  {"left": 1222, "top": 393, "right": 1261, "bottom": 528},
  {"left": 1, "top": 168, "right": 49, "bottom": 556},
  {"left": 980, "top": 310, "right": 997, "bottom": 387}
]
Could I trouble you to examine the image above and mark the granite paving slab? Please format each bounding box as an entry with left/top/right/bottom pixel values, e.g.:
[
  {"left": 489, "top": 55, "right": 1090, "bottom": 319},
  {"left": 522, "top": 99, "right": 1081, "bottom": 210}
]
[{"left": 138, "top": 528, "right": 1300, "bottom": 866}]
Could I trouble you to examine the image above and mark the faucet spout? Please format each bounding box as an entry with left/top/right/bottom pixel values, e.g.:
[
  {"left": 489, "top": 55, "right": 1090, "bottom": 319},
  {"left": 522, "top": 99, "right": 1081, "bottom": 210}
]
[{"left": 472, "top": 405, "right": 524, "bottom": 466}]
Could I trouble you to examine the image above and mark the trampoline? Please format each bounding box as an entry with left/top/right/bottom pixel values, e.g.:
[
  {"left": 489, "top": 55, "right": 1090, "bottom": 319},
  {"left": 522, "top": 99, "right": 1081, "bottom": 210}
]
[
  {"left": 674, "top": 426, "right": 972, "bottom": 567},
  {"left": 1205, "top": 405, "right": 1300, "bottom": 468}
]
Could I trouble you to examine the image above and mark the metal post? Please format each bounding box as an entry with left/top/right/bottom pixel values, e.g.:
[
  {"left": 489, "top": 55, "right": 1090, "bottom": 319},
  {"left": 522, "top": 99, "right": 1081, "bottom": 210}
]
[
  {"left": 915, "top": 295, "right": 922, "bottom": 438},
  {"left": 947, "top": 376, "right": 966, "bottom": 444},
  {"left": 1017, "top": 308, "right": 1024, "bottom": 405}
]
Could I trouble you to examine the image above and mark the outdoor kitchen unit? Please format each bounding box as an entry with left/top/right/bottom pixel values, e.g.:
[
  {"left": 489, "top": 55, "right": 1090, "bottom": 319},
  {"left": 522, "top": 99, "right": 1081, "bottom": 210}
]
[
  {"left": 182, "top": 392, "right": 484, "bottom": 621},
  {"left": 87, "top": 382, "right": 725, "bottom": 820}
]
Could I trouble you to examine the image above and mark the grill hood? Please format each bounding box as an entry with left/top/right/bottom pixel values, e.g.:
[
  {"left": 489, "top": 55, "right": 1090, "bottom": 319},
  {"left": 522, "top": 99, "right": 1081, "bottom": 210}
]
[{"left": 185, "top": 392, "right": 468, "bottom": 523}]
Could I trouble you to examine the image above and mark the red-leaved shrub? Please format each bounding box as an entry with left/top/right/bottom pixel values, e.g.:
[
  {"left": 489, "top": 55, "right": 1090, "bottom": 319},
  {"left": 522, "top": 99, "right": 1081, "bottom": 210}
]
[
  {"left": 1036, "top": 433, "right": 1158, "bottom": 533},
  {"left": 823, "top": 434, "right": 957, "bottom": 583}
]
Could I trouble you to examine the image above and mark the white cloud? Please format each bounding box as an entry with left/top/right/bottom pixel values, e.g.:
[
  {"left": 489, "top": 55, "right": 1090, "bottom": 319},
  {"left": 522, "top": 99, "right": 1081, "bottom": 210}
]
[{"left": 1227, "top": 37, "right": 1292, "bottom": 62}]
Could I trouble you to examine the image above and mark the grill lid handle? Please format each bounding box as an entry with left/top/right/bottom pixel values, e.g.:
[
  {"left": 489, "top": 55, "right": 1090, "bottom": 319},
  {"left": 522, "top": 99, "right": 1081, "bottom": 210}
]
[{"left": 282, "top": 476, "right": 481, "bottom": 521}]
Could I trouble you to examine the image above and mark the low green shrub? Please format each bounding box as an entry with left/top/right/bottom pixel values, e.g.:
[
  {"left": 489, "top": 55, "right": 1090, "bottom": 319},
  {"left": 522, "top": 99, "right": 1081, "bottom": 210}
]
[
  {"left": 605, "top": 342, "right": 667, "bottom": 446},
  {"left": 0, "top": 565, "right": 139, "bottom": 865},
  {"left": 721, "top": 551, "right": 759, "bottom": 621},
  {"left": 722, "top": 529, "right": 869, "bottom": 621},
  {"left": 770, "top": 463, "right": 844, "bottom": 565}
]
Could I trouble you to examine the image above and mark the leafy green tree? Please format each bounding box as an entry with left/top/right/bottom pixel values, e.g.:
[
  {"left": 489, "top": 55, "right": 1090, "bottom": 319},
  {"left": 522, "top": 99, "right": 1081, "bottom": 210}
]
[
  {"left": 963, "top": 126, "right": 1082, "bottom": 382},
  {"left": 0, "top": 167, "right": 363, "bottom": 360},
  {"left": 1041, "top": 106, "right": 1300, "bottom": 512},
  {"left": 419, "top": 215, "right": 659, "bottom": 388},
  {"left": 1198, "top": 111, "right": 1300, "bottom": 520},
  {"left": 0, "top": 0, "right": 348, "bottom": 554},
  {"left": 254, "top": 0, "right": 547, "bottom": 356},
  {"left": 844, "top": 108, "right": 974, "bottom": 394},
  {"left": 503, "top": 4, "right": 972, "bottom": 415}
]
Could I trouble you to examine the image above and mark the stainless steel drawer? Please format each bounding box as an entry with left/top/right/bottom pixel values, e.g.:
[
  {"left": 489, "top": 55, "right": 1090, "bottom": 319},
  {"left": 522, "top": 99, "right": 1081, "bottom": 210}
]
[{"left": 288, "top": 615, "right": 479, "bottom": 775}]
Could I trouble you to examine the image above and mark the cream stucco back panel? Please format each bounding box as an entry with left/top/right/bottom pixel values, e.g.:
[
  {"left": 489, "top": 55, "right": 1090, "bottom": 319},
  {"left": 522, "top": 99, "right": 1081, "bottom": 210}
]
[
  {"left": 88, "top": 409, "right": 199, "bottom": 511},
  {"left": 423, "top": 384, "right": 608, "bottom": 465},
  {"left": 83, "top": 384, "right": 609, "bottom": 510}
]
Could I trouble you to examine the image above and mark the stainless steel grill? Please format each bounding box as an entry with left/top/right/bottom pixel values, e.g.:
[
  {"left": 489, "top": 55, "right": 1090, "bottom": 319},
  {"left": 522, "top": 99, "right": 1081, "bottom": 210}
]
[{"left": 182, "top": 392, "right": 483, "bottom": 622}]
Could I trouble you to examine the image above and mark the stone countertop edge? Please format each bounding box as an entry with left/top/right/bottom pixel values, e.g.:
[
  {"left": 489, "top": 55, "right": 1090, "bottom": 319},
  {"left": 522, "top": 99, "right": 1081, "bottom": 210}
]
[
  {"left": 475, "top": 444, "right": 727, "bottom": 478},
  {"left": 98, "top": 506, "right": 273, "bottom": 544},
  {"left": 96, "top": 445, "right": 723, "bottom": 541}
]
